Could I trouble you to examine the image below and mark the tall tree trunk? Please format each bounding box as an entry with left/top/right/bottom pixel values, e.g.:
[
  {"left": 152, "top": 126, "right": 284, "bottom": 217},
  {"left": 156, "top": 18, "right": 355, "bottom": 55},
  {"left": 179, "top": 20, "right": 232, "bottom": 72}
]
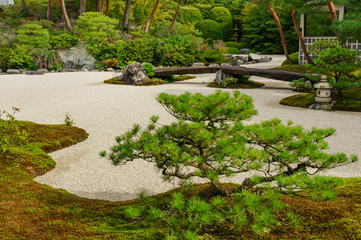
[
  {"left": 100, "top": 0, "right": 105, "bottom": 14},
  {"left": 80, "top": 0, "right": 86, "bottom": 16},
  {"left": 290, "top": 9, "right": 314, "bottom": 65},
  {"left": 266, "top": 3, "right": 293, "bottom": 65},
  {"left": 21, "top": 0, "right": 28, "bottom": 13},
  {"left": 122, "top": 0, "right": 132, "bottom": 28},
  {"left": 60, "top": 0, "right": 73, "bottom": 33},
  {"left": 47, "top": 0, "right": 51, "bottom": 20},
  {"left": 144, "top": 0, "right": 160, "bottom": 34},
  {"left": 168, "top": 0, "right": 182, "bottom": 36},
  {"left": 96, "top": 0, "right": 102, "bottom": 13},
  {"left": 105, "top": 0, "right": 110, "bottom": 16},
  {"left": 327, "top": 2, "right": 337, "bottom": 22}
]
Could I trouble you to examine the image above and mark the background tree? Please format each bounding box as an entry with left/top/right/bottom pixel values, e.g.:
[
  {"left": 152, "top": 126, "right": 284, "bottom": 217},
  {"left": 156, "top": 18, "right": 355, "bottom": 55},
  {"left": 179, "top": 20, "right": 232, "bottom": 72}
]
[
  {"left": 80, "top": 0, "right": 86, "bottom": 16},
  {"left": 60, "top": 0, "right": 73, "bottom": 33},
  {"left": 144, "top": 0, "right": 160, "bottom": 33},
  {"left": 168, "top": 0, "right": 183, "bottom": 35},
  {"left": 122, "top": 0, "right": 132, "bottom": 28}
]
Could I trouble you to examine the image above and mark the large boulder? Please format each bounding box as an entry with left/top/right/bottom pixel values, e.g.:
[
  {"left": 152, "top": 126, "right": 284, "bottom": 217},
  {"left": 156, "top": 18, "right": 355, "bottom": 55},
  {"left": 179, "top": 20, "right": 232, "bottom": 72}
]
[
  {"left": 118, "top": 62, "right": 148, "bottom": 85},
  {"left": 58, "top": 44, "right": 95, "bottom": 71},
  {"left": 7, "top": 69, "right": 20, "bottom": 74}
]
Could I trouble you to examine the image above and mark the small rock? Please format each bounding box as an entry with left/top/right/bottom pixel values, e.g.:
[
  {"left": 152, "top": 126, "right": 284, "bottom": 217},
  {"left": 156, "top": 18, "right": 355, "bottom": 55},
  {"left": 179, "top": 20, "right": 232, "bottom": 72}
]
[
  {"left": 192, "top": 62, "right": 205, "bottom": 67},
  {"left": 220, "top": 63, "right": 231, "bottom": 66},
  {"left": 106, "top": 68, "right": 115, "bottom": 72},
  {"left": 7, "top": 69, "right": 21, "bottom": 74},
  {"left": 119, "top": 62, "right": 148, "bottom": 85},
  {"left": 208, "top": 63, "right": 220, "bottom": 67},
  {"left": 25, "top": 71, "right": 44, "bottom": 75},
  {"left": 38, "top": 69, "right": 50, "bottom": 74},
  {"left": 240, "top": 48, "right": 250, "bottom": 54},
  {"left": 214, "top": 70, "right": 233, "bottom": 85}
]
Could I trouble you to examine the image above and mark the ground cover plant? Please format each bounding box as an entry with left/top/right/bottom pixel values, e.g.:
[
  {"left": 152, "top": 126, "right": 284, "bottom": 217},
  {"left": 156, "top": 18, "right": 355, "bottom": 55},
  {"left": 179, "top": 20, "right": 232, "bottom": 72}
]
[
  {"left": 207, "top": 75, "right": 264, "bottom": 88},
  {"left": 101, "top": 90, "right": 358, "bottom": 238}
]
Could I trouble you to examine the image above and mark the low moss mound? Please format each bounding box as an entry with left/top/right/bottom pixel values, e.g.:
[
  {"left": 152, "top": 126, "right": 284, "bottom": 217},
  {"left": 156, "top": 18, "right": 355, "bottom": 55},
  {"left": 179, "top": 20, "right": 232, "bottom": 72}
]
[
  {"left": 104, "top": 77, "right": 126, "bottom": 85},
  {"left": 272, "top": 64, "right": 315, "bottom": 74},
  {"left": 2, "top": 120, "right": 361, "bottom": 239},
  {"left": 207, "top": 80, "right": 265, "bottom": 89},
  {"left": 280, "top": 88, "right": 361, "bottom": 112},
  {"left": 104, "top": 77, "right": 165, "bottom": 86}
]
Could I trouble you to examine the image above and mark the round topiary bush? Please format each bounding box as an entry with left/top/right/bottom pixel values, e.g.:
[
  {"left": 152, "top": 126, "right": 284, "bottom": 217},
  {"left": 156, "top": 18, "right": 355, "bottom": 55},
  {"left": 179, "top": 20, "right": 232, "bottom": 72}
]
[
  {"left": 208, "top": 7, "right": 233, "bottom": 41},
  {"left": 281, "top": 52, "right": 299, "bottom": 65},
  {"left": 178, "top": 6, "right": 203, "bottom": 24},
  {"left": 196, "top": 19, "right": 223, "bottom": 40},
  {"left": 227, "top": 47, "right": 240, "bottom": 54}
]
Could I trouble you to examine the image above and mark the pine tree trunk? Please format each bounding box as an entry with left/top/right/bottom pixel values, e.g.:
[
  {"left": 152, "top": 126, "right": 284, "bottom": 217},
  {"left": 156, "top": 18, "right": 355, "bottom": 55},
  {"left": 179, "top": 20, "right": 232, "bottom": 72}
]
[
  {"left": 80, "top": 0, "right": 86, "bottom": 16},
  {"left": 144, "top": 0, "right": 160, "bottom": 34},
  {"left": 290, "top": 9, "right": 314, "bottom": 65},
  {"left": 105, "top": 0, "right": 110, "bottom": 16},
  {"left": 60, "top": 0, "right": 73, "bottom": 33},
  {"left": 266, "top": 3, "right": 293, "bottom": 65},
  {"left": 327, "top": 2, "right": 337, "bottom": 21},
  {"left": 122, "top": 0, "right": 132, "bottom": 28},
  {"left": 47, "top": 0, "right": 51, "bottom": 20},
  {"left": 168, "top": 0, "right": 182, "bottom": 36},
  {"left": 96, "top": 0, "right": 102, "bottom": 13}
]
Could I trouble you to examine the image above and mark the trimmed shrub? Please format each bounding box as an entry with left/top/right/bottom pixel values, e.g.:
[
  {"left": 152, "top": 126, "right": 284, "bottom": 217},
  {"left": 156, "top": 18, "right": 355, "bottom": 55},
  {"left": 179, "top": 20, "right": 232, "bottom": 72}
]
[
  {"left": 227, "top": 47, "right": 240, "bottom": 54},
  {"left": 194, "top": 4, "right": 213, "bottom": 18},
  {"left": 124, "top": 37, "right": 158, "bottom": 64},
  {"left": 8, "top": 44, "right": 35, "bottom": 70},
  {"left": 196, "top": 19, "right": 223, "bottom": 40},
  {"left": 225, "top": 41, "right": 243, "bottom": 50},
  {"left": 0, "top": 43, "right": 13, "bottom": 71},
  {"left": 281, "top": 52, "right": 299, "bottom": 65},
  {"left": 16, "top": 23, "right": 51, "bottom": 49},
  {"left": 178, "top": 6, "right": 203, "bottom": 24},
  {"left": 208, "top": 7, "right": 233, "bottom": 41},
  {"left": 51, "top": 32, "right": 78, "bottom": 49}
]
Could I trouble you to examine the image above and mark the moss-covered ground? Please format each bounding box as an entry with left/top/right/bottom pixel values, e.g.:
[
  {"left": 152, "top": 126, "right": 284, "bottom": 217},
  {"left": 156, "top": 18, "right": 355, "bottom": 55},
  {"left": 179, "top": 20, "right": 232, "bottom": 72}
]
[
  {"left": 103, "top": 75, "right": 196, "bottom": 85},
  {"left": 1, "top": 120, "right": 361, "bottom": 239},
  {"left": 280, "top": 89, "right": 361, "bottom": 112}
]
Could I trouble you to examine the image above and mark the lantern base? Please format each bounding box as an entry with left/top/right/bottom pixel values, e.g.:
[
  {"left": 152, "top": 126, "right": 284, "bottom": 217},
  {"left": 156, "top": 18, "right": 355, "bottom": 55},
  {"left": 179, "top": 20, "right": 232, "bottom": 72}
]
[{"left": 315, "top": 97, "right": 332, "bottom": 103}]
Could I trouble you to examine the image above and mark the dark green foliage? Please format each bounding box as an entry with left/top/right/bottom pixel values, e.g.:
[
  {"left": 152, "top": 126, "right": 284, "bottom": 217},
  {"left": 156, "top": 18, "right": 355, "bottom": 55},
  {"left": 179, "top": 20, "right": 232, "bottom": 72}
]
[
  {"left": 178, "top": 5, "right": 203, "bottom": 24},
  {"left": 309, "top": 40, "right": 339, "bottom": 58},
  {"left": 0, "top": 43, "right": 13, "bottom": 71},
  {"left": 16, "top": 23, "right": 51, "bottom": 49},
  {"left": 142, "top": 63, "right": 155, "bottom": 78},
  {"left": 8, "top": 44, "right": 35, "bottom": 70},
  {"left": 241, "top": 2, "right": 298, "bottom": 54},
  {"left": 196, "top": 19, "right": 223, "bottom": 40},
  {"left": 227, "top": 47, "right": 240, "bottom": 54},
  {"left": 313, "top": 46, "right": 361, "bottom": 94},
  {"left": 124, "top": 37, "right": 157, "bottom": 64},
  {"left": 333, "top": 20, "right": 361, "bottom": 42},
  {"left": 51, "top": 32, "right": 78, "bottom": 49},
  {"left": 282, "top": 52, "right": 299, "bottom": 66},
  {"left": 208, "top": 7, "right": 233, "bottom": 41},
  {"left": 225, "top": 41, "right": 244, "bottom": 50}
]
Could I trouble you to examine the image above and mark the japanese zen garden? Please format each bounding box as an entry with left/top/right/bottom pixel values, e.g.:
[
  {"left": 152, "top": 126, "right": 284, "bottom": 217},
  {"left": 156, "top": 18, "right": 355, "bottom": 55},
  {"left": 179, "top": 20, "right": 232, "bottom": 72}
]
[{"left": 0, "top": 0, "right": 361, "bottom": 239}]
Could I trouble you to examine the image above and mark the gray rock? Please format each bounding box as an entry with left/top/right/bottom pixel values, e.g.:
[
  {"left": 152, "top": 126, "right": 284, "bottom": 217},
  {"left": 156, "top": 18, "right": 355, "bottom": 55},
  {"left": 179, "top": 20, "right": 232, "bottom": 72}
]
[
  {"left": 214, "top": 70, "right": 232, "bottom": 85},
  {"left": 305, "top": 80, "right": 313, "bottom": 90},
  {"left": 220, "top": 63, "right": 231, "bottom": 66},
  {"left": 38, "top": 69, "right": 50, "bottom": 74},
  {"left": 249, "top": 53, "right": 261, "bottom": 61},
  {"left": 192, "top": 62, "right": 205, "bottom": 67},
  {"left": 119, "top": 62, "right": 148, "bottom": 85},
  {"left": 7, "top": 69, "right": 20, "bottom": 74},
  {"left": 106, "top": 68, "right": 115, "bottom": 72},
  {"left": 240, "top": 48, "right": 250, "bottom": 54},
  {"left": 58, "top": 44, "right": 96, "bottom": 71},
  {"left": 208, "top": 63, "right": 220, "bottom": 67},
  {"left": 25, "top": 71, "right": 44, "bottom": 75}
]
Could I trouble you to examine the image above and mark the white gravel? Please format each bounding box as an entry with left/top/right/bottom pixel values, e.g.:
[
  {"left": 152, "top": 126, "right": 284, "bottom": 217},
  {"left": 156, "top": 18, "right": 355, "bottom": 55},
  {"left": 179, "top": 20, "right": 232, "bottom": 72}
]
[{"left": 0, "top": 56, "right": 360, "bottom": 202}]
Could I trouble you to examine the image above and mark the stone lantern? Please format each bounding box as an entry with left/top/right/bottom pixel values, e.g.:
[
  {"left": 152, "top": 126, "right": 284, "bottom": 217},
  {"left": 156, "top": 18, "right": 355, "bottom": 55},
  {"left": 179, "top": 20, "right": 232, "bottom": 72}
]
[{"left": 314, "top": 75, "right": 333, "bottom": 104}]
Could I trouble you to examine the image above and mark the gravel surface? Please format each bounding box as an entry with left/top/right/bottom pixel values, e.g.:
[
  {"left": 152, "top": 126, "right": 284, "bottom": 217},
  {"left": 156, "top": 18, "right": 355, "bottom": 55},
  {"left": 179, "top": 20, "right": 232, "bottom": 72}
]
[{"left": 0, "top": 56, "right": 360, "bottom": 202}]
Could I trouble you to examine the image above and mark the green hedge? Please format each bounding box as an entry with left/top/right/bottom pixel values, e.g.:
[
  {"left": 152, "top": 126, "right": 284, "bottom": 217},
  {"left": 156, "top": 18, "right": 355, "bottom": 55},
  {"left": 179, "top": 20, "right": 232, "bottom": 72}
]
[
  {"left": 208, "top": 7, "right": 233, "bottom": 41},
  {"left": 281, "top": 52, "right": 299, "bottom": 65},
  {"left": 178, "top": 6, "right": 203, "bottom": 24},
  {"left": 227, "top": 47, "right": 240, "bottom": 54},
  {"left": 225, "top": 41, "right": 244, "bottom": 50},
  {"left": 16, "top": 23, "right": 51, "bottom": 49},
  {"left": 196, "top": 19, "right": 223, "bottom": 40}
]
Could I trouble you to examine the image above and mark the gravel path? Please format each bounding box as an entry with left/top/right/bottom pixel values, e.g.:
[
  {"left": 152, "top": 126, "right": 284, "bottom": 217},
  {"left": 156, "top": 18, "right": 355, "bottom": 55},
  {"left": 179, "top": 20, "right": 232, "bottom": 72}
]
[{"left": 0, "top": 56, "right": 360, "bottom": 202}]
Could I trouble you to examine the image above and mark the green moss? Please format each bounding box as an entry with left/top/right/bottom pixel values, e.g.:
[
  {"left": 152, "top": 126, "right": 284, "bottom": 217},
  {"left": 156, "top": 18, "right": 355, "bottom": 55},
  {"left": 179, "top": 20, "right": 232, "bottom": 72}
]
[
  {"left": 104, "top": 77, "right": 125, "bottom": 85},
  {"left": 227, "top": 47, "right": 240, "bottom": 54},
  {"left": 272, "top": 65, "right": 315, "bottom": 74},
  {"left": 280, "top": 88, "right": 361, "bottom": 112},
  {"left": 281, "top": 52, "right": 299, "bottom": 65}
]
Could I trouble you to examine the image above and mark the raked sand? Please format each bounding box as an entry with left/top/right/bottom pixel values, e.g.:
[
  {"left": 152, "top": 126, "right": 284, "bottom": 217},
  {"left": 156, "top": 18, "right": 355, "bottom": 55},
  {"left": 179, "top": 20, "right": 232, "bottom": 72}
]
[{"left": 0, "top": 56, "right": 360, "bottom": 202}]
